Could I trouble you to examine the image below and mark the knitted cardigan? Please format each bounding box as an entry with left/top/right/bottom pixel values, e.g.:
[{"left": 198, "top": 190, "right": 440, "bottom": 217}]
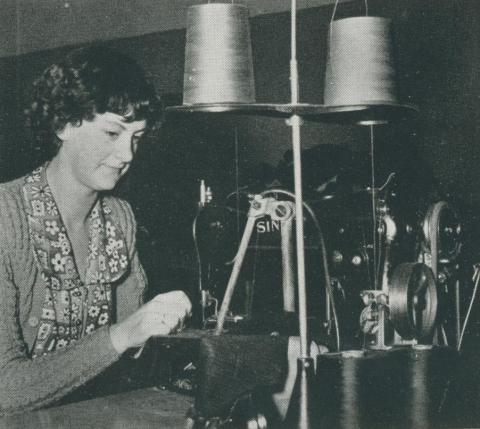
[{"left": 0, "top": 175, "right": 147, "bottom": 415}]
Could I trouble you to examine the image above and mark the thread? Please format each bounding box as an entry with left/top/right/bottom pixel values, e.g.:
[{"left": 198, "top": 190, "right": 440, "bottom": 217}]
[
  {"left": 315, "top": 347, "right": 457, "bottom": 428},
  {"left": 183, "top": 4, "right": 255, "bottom": 104},
  {"left": 324, "top": 17, "right": 399, "bottom": 114},
  {"left": 370, "top": 125, "right": 378, "bottom": 289}
]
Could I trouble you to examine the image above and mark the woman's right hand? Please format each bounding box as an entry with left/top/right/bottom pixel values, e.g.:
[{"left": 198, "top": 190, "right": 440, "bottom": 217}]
[{"left": 109, "top": 290, "right": 192, "bottom": 354}]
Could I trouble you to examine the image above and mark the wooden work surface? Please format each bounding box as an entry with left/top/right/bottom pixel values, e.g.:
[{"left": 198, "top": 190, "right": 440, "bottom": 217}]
[{"left": 0, "top": 388, "right": 193, "bottom": 429}]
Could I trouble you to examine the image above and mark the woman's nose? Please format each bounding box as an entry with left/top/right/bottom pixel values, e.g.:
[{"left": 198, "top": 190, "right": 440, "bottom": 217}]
[{"left": 115, "top": 135, "right": 135, "bottom": 163}]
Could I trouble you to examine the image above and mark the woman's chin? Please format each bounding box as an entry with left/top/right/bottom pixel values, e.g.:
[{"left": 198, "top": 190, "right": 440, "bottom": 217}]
[{"left": 94, "top": 168, "right": 126, "bottom": 191}]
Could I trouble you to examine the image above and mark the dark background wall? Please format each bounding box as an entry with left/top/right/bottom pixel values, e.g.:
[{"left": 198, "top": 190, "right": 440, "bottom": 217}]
[{"left": 0, "top": 0, "right": 479, "bottom": 293}]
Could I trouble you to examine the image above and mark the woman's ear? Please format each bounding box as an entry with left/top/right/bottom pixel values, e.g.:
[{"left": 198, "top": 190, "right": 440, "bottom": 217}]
[{"left": 56, "top": 123, "right": 74, "bottom": 142}]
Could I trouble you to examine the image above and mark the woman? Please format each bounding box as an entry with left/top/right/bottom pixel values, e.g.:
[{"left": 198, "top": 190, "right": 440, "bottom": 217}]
[{"left": 0, "top": 46, "right": 191, "bottom": 414}]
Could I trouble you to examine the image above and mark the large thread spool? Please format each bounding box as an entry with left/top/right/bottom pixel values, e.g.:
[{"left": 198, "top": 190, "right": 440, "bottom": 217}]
[
  {"left": 183, "top": 4, "right": 255, "bottom": 105},
  {"left": 315, "top": 347, "right": 457, "bottom": 429},
  {"left": 324, "top": 17, "right": 399, "bottom": 110},
  {"left": 405, "top": 346, "right": 457, "bottom": 429}
]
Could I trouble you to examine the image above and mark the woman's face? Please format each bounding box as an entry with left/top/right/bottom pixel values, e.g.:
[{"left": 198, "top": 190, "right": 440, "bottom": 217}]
[{"left": 56, "top": 112, "right": 147, "bottom": 193}]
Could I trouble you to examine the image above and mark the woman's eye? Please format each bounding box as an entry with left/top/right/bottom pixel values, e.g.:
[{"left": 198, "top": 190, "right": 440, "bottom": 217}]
[{"left": 106, "top": 131, "right": 119, "bottom": 138}]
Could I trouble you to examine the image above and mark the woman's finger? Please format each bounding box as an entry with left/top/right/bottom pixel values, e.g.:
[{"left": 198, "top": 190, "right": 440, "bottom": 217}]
[{"left": 151, "top": 291, "right": 192, "bottom": 315}]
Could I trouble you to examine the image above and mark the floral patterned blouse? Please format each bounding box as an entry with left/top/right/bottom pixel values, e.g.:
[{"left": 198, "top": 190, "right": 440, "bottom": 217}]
[{"left": 23, "top": 165, "right": 130, "bottom": 357}]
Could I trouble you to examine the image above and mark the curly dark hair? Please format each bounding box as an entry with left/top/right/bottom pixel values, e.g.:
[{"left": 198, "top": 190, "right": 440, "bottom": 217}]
[{"left": 26, "top": 45, "right": 163, "bottom": 159}]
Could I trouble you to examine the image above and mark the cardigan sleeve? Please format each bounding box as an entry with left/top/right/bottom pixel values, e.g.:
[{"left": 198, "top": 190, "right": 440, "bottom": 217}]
[
  {"left": 0, "top": 246, "right": 121, "bottom": 416},
  {"left": 0, "top": 189, "right": 122, "bottom": 415}
]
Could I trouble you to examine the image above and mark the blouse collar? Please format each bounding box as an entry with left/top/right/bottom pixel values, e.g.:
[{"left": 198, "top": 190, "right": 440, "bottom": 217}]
[{"left": 23, "top": 164, "right": 129, "bottom": 289}]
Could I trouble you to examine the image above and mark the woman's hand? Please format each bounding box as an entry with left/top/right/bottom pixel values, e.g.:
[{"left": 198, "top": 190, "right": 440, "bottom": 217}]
[{"left": 109, "top": 291, "right": 192, "bottom": 354}]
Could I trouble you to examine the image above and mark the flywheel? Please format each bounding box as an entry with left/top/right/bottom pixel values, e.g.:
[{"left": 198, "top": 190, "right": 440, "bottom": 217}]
[{"left": 389, "top": 262, "right": 438, "bottom": 341}]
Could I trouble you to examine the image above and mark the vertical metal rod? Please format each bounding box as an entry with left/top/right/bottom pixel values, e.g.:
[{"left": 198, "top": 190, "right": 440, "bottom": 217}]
[
  {"left": 326, "top": 286, "right": 331, "bottom": 333},
  {"left": 290, "top": 0, "right": 299, "bottom": 104},
  {"left": 370, "top": 124, "right": 378, "bottom": 290},
  {"left": 455, "top": 279, "right": 461, "bottom": 348},
  {"left": 234, "top": 127, "right": 241, "bottom": 243},
  {"left": 291, "top": 114, "right": 309, "bottom": 358},
  {"left": 281, "top": 217, "right": 296, "bottom": 313},
  {"left": 289, "top": 0, "right": 308, "bottom": 359}
]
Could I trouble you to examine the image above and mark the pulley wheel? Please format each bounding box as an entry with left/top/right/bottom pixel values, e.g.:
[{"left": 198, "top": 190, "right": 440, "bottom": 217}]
[
  {"left": 389, "top": 263, "right": 438, "bottom": 340},
  {"left": 422, "top": 201, "right": 461, "bottom": 263}
]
